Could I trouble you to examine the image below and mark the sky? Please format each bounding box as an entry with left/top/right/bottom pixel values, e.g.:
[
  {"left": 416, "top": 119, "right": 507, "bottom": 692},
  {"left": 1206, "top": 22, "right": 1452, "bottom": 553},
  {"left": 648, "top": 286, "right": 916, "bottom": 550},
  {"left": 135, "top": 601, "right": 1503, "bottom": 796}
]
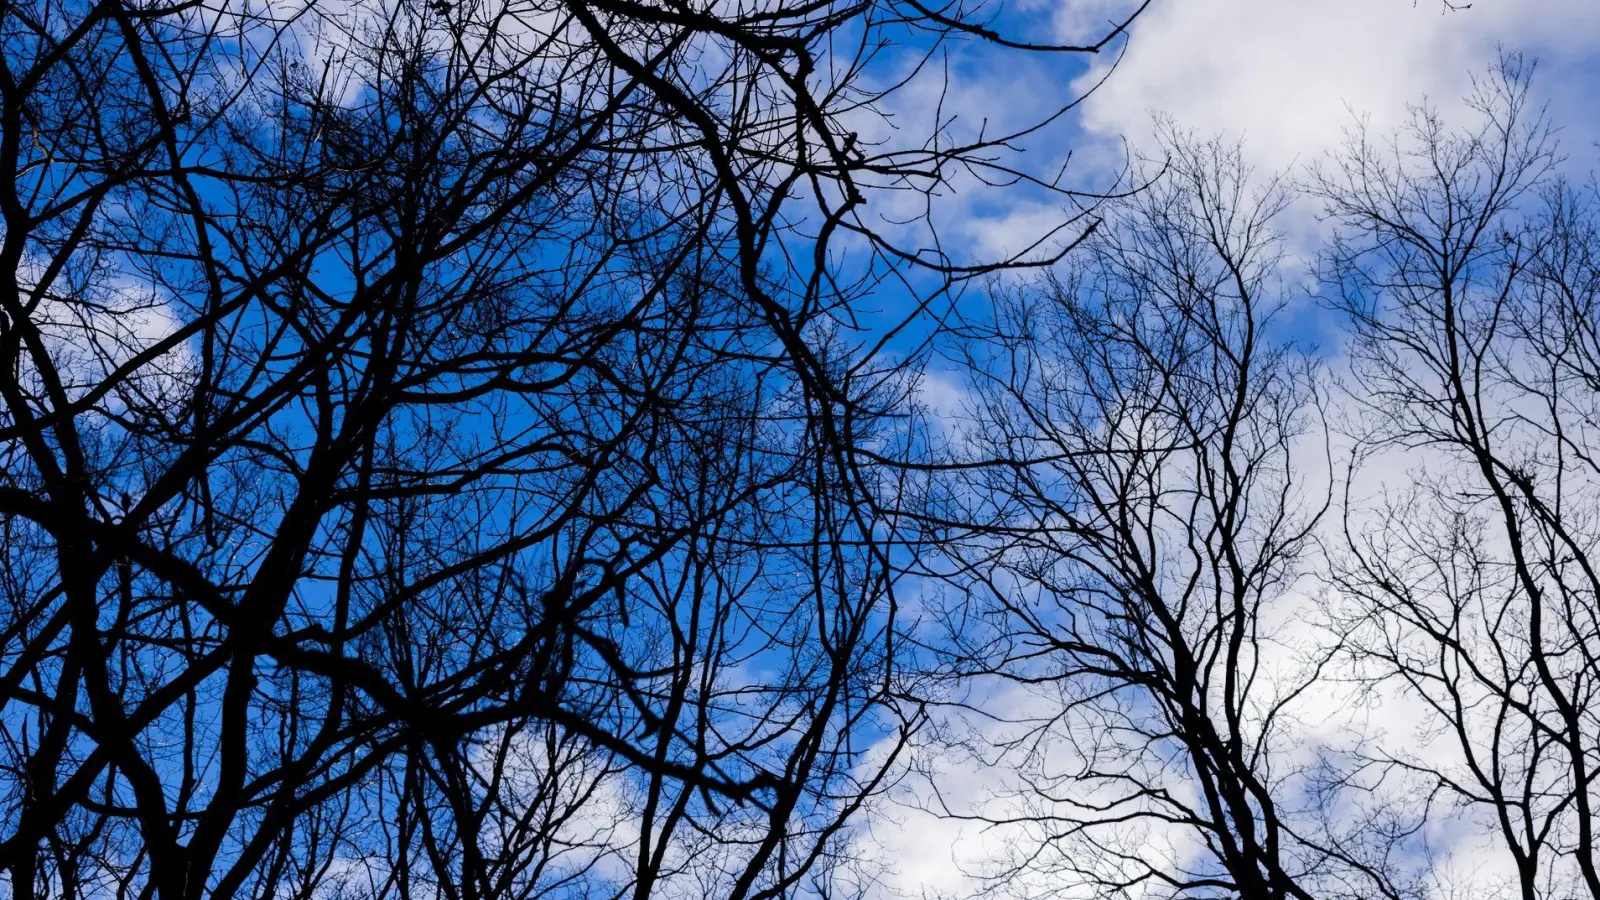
[
  {"left": 935, "top": 0, "right": 1600, "bottom": 267},
  {"left": 858, "top": 2, "right": 1600, "bottom": 896},
  {"left": 1065, "top": 0, "right": 1600, "bottom": 172},
  {"left": 12, "top": 1, "right": 1598, "bottom": 896}
]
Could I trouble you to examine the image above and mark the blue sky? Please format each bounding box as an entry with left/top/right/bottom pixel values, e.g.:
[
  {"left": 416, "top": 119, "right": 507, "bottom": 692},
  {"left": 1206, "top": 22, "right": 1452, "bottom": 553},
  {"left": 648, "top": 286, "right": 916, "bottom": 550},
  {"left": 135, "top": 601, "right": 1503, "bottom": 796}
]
[
  {"left": 839, "top": 0, "right": 1600, "bottom": 407},
  {"left": 861, "top": 0, "right": 1600, "bottom": 277}
]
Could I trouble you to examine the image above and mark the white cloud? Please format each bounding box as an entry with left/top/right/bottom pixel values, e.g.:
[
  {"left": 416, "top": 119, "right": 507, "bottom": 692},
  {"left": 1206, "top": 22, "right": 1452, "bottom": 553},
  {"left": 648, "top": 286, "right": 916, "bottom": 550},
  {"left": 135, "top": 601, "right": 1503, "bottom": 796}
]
[
  {"left": 1064, "top": 0, "right": 1600, "bottom": 177},
  {"left": 848, "top": 0, "right": 1600, "bottom": 274}
]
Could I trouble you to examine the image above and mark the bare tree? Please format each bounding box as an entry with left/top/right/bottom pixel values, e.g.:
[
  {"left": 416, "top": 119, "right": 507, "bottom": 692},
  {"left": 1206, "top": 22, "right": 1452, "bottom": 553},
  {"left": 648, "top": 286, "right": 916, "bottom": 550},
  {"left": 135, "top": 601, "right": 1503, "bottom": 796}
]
[
  {"left": 1318, "top": 57, "right": 1600, "bottom": 900},
  {"left": 0, "top": 0, "right": 1142, "bottom": 897},
  {"left": 923, "top": 135, "right": 1413, "bottom": 900}
]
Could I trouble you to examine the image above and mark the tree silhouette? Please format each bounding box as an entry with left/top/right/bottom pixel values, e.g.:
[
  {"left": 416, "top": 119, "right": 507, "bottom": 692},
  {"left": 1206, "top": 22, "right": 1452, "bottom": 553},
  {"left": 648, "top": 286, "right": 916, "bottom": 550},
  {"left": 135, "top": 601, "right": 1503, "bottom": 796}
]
[{"left": 0, "top": 0, "right": 1137, "bottom": 897}]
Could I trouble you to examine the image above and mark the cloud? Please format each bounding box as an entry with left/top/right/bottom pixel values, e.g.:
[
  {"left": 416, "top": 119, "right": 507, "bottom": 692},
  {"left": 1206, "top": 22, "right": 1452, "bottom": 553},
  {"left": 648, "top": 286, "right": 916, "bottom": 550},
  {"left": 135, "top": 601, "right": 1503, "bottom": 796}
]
[
  {"left": 844, "top": 0, "right": 1600, "bottom": 275},
  {"left": 1064, "top": 0, "right": 1600, "bottom": 177}
]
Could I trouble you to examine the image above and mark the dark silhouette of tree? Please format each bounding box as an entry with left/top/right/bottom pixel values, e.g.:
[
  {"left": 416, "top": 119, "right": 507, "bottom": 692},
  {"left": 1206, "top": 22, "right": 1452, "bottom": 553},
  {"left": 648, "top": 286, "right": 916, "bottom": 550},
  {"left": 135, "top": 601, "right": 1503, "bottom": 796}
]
[
  {"left": 927, "top": 135, "right": 1389, "bottom": 900},
  {"left": 914, "top": 57, "right": 1600, "bottom": 900},
  {"left": 0, "top": 0, "right": 1141, "bottom": 897},
  {"left": 1320, "top": 57, "right": 1600, "bottom": 900}
]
